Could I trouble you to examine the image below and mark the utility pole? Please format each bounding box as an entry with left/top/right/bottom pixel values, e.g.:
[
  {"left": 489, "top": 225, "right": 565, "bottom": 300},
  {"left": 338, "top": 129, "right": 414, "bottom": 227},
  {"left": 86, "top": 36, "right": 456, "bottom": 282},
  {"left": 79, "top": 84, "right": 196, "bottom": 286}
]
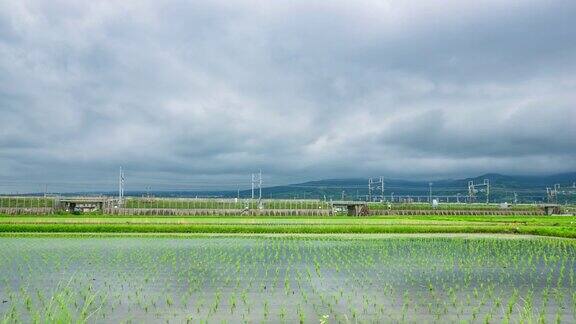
[
  {"left": 251, "top": 170, "right": 262, "bottom": 204},
  {"left": 546, "top": 187, "right": 555, "bottom": 203},
  {"left": 118, "top": 167, "right": 125, "bottom": 206},
  {"left": 555, "top": 184, "right": 560, "bottom": 203},
  {"left": 429, "top": 182, "right": 433, "bottom": 203},
  {"left": 468, "top": 181, "right": 475, "bottom": 203},
  {"left": 368, "top": 179, "right": 371, "bottom": 202},
  {"left": 251, "top": 174, "right": 255, "bottom": 199},
  {"left": 485, "top": 179, "right": 490, "bottom": 204},
  {"left": 514, "top": 192, "right": 518, "bottom": 204},
  {"left": 259, "top": 169, "right": 262, "bottom": 202}
]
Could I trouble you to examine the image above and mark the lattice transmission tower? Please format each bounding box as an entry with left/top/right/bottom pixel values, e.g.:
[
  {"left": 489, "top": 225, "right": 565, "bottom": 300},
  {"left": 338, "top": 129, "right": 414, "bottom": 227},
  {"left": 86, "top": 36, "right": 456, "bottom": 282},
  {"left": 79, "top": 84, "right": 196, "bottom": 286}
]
[
  {"left": 468, "top": 179, "right": 490, "bottom": 203},
  {"left": 251, "top": 170, "right": 262, "bottom": 201},
  {"left": 368, "top": 177, "right": 384, "bottom": 202}
]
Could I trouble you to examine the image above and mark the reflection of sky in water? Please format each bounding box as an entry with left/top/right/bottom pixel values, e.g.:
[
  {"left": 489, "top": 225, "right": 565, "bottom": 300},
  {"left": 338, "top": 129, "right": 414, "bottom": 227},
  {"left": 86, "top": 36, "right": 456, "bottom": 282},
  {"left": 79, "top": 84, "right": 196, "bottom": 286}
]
[{"left": 0, "top": 236, "right": 575, "bottom": 323}]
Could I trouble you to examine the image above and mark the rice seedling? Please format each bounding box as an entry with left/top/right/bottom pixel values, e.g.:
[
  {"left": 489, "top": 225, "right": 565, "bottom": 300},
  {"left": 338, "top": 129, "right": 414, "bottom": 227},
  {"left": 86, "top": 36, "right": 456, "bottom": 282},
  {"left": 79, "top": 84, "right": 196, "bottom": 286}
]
[{"left": 0, "top": 235, "right": 574, "bottom": 322}]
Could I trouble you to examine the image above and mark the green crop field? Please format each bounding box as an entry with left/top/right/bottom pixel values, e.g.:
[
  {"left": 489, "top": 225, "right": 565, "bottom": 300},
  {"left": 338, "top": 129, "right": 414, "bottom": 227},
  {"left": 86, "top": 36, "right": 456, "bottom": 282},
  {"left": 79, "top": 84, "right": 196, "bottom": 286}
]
[
  {"left": 1, "top": 214, "right": 575, "bottom": 238},
  {"left": 1, "top": 212, "right": 575, "bottom": 322},
  {"left": 1, "top": 236, "right": 575, "bottom": 323}
]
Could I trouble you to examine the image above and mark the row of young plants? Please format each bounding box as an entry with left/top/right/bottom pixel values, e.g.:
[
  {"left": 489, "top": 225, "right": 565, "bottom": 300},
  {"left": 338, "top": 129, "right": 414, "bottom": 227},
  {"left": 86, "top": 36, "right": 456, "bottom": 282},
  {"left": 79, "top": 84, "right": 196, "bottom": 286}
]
[
  {"left": 1, "top": 236, "right": 575, "bottom": 323},
  {"left": 1, "top": 222, "right": 575, "bottom": 238}
]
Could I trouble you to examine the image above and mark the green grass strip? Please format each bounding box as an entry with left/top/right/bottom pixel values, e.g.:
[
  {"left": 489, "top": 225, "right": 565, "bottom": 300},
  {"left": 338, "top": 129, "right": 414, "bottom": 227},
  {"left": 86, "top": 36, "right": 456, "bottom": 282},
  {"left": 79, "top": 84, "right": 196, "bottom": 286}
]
[{"left": 0, "top": 223, "right": 574, "bottom": 239}]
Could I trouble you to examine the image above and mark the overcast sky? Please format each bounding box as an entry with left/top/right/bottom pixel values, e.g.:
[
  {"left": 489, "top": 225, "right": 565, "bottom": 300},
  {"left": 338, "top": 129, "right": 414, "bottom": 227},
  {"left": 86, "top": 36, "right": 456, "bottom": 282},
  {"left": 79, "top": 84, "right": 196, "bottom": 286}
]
[{"left": 1, "top": 0, "right": 575, "bottom": 193}]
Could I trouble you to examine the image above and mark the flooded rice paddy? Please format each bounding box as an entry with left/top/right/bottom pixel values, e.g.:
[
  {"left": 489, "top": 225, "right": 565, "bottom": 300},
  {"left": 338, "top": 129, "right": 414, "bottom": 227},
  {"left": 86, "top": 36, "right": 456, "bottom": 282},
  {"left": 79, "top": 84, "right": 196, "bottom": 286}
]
[{"left": 1, "top": 235, "right": 575, "bottom": 323}]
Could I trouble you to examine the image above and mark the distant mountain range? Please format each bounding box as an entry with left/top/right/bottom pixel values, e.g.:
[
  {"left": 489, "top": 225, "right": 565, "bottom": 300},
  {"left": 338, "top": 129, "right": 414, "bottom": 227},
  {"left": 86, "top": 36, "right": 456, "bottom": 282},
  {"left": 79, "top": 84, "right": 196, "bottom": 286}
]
[{"left": 117, "top": 172, "right": 576, "bottom": 203}]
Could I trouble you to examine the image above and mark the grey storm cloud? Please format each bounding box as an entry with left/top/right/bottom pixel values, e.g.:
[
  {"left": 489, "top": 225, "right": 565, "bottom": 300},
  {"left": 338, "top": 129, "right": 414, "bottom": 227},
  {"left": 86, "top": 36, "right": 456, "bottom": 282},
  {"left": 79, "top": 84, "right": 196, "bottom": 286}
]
[{"left": 0, "top": 0, "right": 575, "bottom": 192}]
